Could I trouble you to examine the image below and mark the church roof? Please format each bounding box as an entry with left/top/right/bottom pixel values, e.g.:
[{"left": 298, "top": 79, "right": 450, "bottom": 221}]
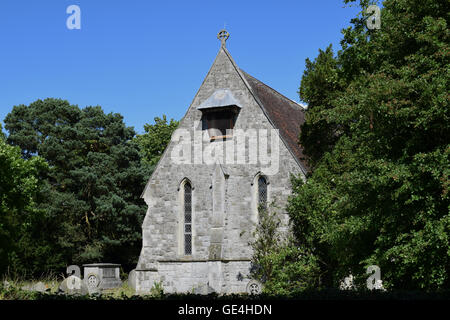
[
  {"left": 211, "top": 40, "right": 309, "bottom": 173},
  {"left": 238, "top": 70, "right": 309, "bottom": 172}
]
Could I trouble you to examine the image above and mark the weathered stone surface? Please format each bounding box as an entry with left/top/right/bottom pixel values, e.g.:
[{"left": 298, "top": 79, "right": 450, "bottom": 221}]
[
  {"left": 128, "top": 269, "right": 136, "bottom": 291},
  {"left": 246, "top": 280, "right": 262, "bottom": 295},
  {"left": 83, "top": 263, "right": 121, "bottom": 291},
  {"left": 59, "top": 275, "right": 89, "bottom": 295},
  {"left": 32, "top": 281, "right": 49, "bottom": 293},
  {"left": 208, "top": 243, "right": 222, "bottom": 260},
  {"left": 20, "top": 283, "right": 33, "bottom": 291},
  {"left": 3, "top": 280, "right": 10, "bottom": 289},
  {"left": 20, "top": 281, "right": 49, "bottom": 293},
  {"left": 135, "top": 42, "right": 305, "bottom": 294}
]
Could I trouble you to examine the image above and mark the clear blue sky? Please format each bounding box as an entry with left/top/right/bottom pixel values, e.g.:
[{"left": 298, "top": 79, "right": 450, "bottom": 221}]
[{"left": 0, "top": 0, "right": 361, "bottom": 134}]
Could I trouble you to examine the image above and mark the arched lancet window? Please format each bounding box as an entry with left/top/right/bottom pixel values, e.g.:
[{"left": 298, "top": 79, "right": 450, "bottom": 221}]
[
  {"left": 183, "top": 181, "right": 192, "bottom": 255},
  {"left": 258, "top": 176, "right": 267, "bottom": 210}
]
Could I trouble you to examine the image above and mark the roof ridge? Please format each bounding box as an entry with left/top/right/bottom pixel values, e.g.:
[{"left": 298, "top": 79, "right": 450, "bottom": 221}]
[{"left": 239, "top": 69, "right": 304, "bottom": 111}]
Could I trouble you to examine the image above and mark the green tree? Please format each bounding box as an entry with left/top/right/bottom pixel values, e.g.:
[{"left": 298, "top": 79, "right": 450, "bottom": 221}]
[
  {"left": 4, "top": 98, "right": 152, "bottom": 272},
  {"left": 0, "top": 135, "right": 48, "bottom": 275},
  {"left": 288, "top": 0, "right": 449, "bottom": 290},
  {"left": 135, "top": 115, "right": 179, "bottom": 170},
  {"left": 0, "top": 124, "right": 5, "bottom": 140},
  {"left": 299, "top": 45, "right": 343, "bottom": 168},
  {"left": 250, "top": 206, "right": 321, "bottom": 295}
]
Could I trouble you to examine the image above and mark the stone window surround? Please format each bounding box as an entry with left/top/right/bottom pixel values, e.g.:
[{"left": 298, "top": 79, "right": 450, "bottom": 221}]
[
  {"left": 175, "top": 173, "right": 270, "bottom": 259},
  {"left": 251, "top": 172, "right": 270, "bottom": 224},
  {"left": 178, "top": 178, "right": 195, "bottom": 257}
]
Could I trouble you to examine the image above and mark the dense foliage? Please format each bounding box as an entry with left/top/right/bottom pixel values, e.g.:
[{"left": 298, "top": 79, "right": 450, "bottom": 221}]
[
  {"left": 1, "top": 281, "right": 450, "bottom": 301},
  {"left": 250, "top": 206, "right": 321, "bottom": 295},
  {"left": 0, "top": 129, "right": 48, "bottom": 275},
  {"left": 285, "top": 0, "right": 449, "bottom": 290},
  {"left": 135, "top": 115, "right": 179, "bottom": 170},
  {"left": 2, "top": 99, "right": 167, "bottom": 275}
]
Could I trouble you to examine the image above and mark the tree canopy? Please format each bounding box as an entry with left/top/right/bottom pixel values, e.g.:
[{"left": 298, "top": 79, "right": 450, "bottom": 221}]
[
  {"left": 135, "top": 115, "right": 179, "bottom": 170},
  {"left": 0, "top": 132, "right": 48, "bottom": 275},
  {"left": 3, "top": 98, "right": 153, "bottom": 273},
  {"left": 285, "top": 0, "right": 449, "bottom": 291}
]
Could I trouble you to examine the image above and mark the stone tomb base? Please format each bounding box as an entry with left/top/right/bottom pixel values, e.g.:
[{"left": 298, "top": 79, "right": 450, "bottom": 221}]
[
  {"left": 83, "top": 263, "right": 122, "bottom": 290},
  {"left": 135, "top": 260, "right": 252, "bottom": 294}
]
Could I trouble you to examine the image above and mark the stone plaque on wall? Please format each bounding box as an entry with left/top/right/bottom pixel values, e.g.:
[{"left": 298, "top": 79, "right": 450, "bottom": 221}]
[{"left": 208, "top": 243, "right": 222, "bottom": 260}]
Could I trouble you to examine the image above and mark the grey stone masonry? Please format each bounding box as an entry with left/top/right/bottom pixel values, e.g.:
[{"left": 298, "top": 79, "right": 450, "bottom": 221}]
[
  {"left": 135, "top": 42, "right": 306, "bottom": 294},
  {"left": 83, "top": 263, "right": 122, "bottom": 290}
]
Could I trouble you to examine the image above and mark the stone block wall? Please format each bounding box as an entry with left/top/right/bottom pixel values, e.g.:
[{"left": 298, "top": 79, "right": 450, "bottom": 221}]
[
  {"left": 135, "top": 47, "right": 306, "bottom": 294},
  {"left": 135, "top": 260, "right": 252, "bottom": 294}
]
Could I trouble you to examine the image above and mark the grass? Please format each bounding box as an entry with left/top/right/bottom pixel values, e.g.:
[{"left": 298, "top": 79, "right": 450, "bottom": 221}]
[
  {"left": 0, "top": 273, "right": 147, "bottom": 300},
  {"left": 101, "top": 282, "right": 138, "bottom": 299},
  {"left": 2, "top": 275, "right": 449, "bottom": 300},
  {"left": 2, "top": 271, "right": 60, "bottom": 294},
  {"left": 0, "top": 270, "right": 173, "bottom": 300}
]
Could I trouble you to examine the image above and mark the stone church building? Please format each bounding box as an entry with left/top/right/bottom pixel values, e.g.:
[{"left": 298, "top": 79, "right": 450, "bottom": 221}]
[{"left": 135, "top": 30, "right": 308, "bottom": 294}]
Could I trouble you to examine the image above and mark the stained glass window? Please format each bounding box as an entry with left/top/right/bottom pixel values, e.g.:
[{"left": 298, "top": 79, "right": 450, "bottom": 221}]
[{"left": 184, "top": 182, "right": 192, "bottom": 255}]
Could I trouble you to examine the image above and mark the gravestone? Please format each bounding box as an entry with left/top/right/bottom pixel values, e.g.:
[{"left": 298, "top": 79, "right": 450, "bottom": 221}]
[
  {"left": 32, "top": 281, "right": 49, "bottom": 293},
  {"left": 246, "top": 280, "right": 262, "bottom": 295},
  {"left": 20, "top": 281, "right": 49, "bottom": 293},
  {"left": 128, "top": 269, "right": 136, "bottom": 291},
  {"left": 83, "top": 263, "right": 121, "bottom": 291},
  {"left": 20, "top": 283, "right": 33, "bottom": 291},
  {"left": 59, "top": 275, "right": 89, "bottom": 295}
]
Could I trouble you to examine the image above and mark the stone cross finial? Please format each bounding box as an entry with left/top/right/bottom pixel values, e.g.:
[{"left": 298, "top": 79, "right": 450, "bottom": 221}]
[{"left": 217, "top": 29, "right": 230, "bottom": 47}]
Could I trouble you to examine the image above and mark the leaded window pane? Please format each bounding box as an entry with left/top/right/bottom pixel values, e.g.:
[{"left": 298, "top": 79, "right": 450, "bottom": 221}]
[
  {"left": 258, "top": 176, "right": 267, "bottom": 209},
  {"left": 184, "top": 184, "right": 192, "bottom": 213},
  {"left": 183, "top": 182, "right": 192, "bottom": 255},
  {"left": 184, "top": 234, "right": 192, "bottom": 255}
]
